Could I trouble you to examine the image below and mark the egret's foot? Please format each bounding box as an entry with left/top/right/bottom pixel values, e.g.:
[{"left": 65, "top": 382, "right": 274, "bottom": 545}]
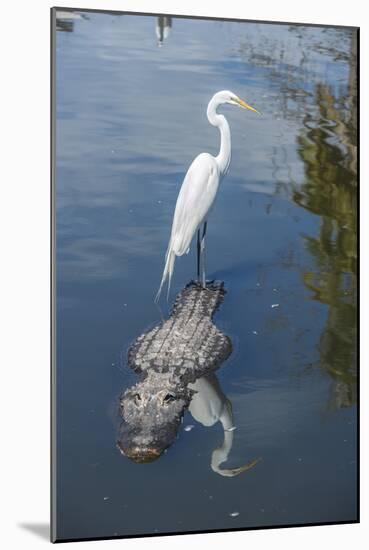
[{"left": 201, "top": 274, "right": 209, "bottom": 289}]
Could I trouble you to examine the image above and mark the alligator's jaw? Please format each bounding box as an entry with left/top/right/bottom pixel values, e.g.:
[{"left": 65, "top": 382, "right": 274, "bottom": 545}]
[{"left": 117, "top": 443, "right": 162, "bottom": 463}]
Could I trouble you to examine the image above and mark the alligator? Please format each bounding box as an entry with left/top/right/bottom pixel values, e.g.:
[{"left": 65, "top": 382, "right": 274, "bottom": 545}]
[{"left": 117, "top": 280, "right": 232, "bottom": 463}]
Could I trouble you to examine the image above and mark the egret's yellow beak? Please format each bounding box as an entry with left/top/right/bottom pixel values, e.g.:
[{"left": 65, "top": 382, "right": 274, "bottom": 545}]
[{"left": 236, "top": 98, "right": 261, "bottom": 114}]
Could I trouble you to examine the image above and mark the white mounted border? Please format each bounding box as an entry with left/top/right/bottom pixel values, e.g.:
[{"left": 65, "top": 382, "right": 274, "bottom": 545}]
[{"left": 1, "top": 1, "right": 365, "bottom": 549}]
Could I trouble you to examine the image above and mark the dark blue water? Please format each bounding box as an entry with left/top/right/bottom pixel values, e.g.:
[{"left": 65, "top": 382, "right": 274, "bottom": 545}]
[{"left": 54, "top": 10, "right": 357, "bottom": 541}]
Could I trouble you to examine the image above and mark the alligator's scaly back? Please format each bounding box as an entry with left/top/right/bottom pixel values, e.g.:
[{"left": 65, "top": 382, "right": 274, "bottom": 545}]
[{"left": 128, "top": 281, "right": 231, "bottom": 383}]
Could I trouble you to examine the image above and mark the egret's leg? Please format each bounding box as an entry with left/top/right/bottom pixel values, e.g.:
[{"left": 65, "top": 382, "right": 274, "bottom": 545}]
[
  {"left": 201, "top": 221, "right": 207, "bottom": 289},
  {"left": 197, "top": 229, "right": 201, "bottom": 283}
]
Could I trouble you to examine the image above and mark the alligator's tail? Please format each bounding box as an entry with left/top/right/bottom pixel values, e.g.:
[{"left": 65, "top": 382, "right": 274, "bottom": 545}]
[{"left": 155, "top": 242, "right": 176, "bottom": 303}]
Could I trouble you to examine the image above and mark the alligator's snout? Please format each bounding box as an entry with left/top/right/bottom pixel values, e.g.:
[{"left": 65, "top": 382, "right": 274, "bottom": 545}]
[
  {"left": 117, "top": 441, "right": 162, "bottom": 463},
  {"left": 117, "top": 377, "right": 191, "bottom": 464}
]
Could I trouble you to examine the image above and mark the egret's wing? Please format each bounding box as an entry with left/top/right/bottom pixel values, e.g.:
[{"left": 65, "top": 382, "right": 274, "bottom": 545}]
[
  {"left": 170, "top": 153, "right": 219, "bottom": 256},
  {"left": 155, "top": 153, "right": 219, "bottom": 302}
]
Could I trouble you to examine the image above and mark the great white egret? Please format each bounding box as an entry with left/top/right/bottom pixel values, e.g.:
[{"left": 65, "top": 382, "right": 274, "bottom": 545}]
[{"left": 155, "top": 90, "right": 259, "bottom": 302}]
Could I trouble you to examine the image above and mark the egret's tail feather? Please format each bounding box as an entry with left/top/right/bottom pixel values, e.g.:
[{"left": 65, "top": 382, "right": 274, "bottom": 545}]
[{"left": 155, "top": 247, "right": 176, "bottom": 303}]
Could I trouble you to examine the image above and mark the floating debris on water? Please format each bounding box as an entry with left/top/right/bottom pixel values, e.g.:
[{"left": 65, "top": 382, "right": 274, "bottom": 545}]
[
  {"left": 184, "top": 425, "right": 194, "bottom": 432},
  {"left": 225, "top": 426, "right": 237, "bottom": 432},
  {"left": 229, "top": 511, "right": 240, "bottom": 518},
  {"left": 271, "top": 303, "right": 280, "bottom": 308}
]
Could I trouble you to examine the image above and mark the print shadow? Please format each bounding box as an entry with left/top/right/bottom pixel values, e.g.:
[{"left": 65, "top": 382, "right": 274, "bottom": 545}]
[{"left": 18, "top": 523, "right": 49, "bottom": 541}]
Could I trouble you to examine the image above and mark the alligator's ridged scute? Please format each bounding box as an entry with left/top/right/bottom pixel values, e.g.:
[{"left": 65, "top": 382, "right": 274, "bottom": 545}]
[{"left": 128, "top": 281, "right": 232, "bottom": 383}]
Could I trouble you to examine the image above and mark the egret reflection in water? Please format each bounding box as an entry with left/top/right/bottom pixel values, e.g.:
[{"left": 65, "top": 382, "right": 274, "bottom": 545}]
[
  {"left": 156, "top": 16, "right": 172, "bottom": 47},
  {"left": 55, "top": 10, "right": 86, "bottom": 33},
  {"left": 189, "top": 373, "right": 261, "bottom": 477}
]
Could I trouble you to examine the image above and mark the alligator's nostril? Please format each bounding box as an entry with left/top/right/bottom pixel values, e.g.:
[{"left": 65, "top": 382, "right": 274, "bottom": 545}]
[{"left": 133, "top": 393, "right": 142, "bottom": 406}]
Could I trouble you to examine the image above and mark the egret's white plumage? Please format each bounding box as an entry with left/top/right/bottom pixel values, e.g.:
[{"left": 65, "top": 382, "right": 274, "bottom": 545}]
[
  {"left": 156, "top": 90, "right": 259, "bottom": 301},
  {"left": 170, "top": 153, "right": 219, "bottom": 256}
]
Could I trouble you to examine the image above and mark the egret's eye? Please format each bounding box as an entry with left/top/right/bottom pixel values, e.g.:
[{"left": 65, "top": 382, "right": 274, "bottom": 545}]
[
  {"left": 163, "top": 393, "right": 176, "bottom": 404},
  {"left": 133, "top": 393, "right": 142, "bottom": 405}
]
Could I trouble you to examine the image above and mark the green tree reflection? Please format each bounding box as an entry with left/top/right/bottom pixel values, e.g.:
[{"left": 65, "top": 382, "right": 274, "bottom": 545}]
[{"left": 293, "top": 33, "right": 357, "bottom": 409}]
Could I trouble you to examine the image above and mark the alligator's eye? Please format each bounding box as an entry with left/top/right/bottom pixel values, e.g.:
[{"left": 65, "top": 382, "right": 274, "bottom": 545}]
[
  {"left": 163, "top": 393, "right": 176, "bottom": 404},
  {"left": 133, "top": 393, "right": 142, "bottom": 405}
]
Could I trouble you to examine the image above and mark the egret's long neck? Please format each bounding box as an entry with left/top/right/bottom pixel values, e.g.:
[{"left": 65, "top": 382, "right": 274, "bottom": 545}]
[{"left": 207, "top": 99, "right": 231, "bottom": 176}]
